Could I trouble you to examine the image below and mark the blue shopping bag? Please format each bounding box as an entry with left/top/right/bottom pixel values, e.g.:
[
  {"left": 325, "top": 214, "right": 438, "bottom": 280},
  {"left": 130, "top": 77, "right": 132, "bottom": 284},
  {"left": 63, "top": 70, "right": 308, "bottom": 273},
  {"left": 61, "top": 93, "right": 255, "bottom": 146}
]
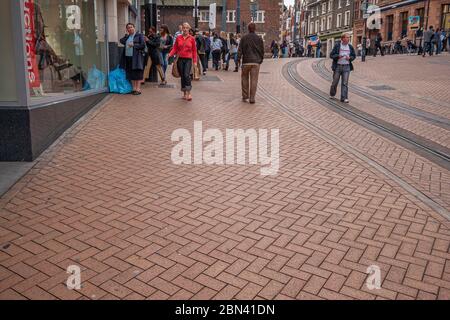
[
  {"left": 109, "top": 66, "right": 132, "bottom": 94},
  {"left": 86, "top": 65, "right": 106, "bottom": 90}
]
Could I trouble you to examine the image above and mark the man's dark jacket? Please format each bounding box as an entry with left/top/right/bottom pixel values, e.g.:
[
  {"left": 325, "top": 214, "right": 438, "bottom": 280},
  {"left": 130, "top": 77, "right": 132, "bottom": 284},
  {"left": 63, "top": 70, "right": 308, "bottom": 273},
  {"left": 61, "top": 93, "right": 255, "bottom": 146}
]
[
  {"left": 146, "top": 34, "right": 162, "bottom": 65},
  {"left": 237, "top": 32, "right": 265, "bottom": 65},
  {"left": 330, "top": 42, "right": 356, "bottom": 72}
]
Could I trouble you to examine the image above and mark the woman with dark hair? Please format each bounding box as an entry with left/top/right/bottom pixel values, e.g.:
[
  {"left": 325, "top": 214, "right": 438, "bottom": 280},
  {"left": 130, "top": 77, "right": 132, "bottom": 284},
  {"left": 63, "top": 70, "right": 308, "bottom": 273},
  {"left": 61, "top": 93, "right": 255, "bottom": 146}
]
[
  {"left": 159, "top": 24, "right": 173, "bottom": 76},
  {"left": 120, "top": 23, "right": 146, "bottom": 95},
  {"left": 144, "top": 26, "right": 166, "bottom": 85},
  {"left": 169, "top": 22, "right": 198, "bottom": 101}
]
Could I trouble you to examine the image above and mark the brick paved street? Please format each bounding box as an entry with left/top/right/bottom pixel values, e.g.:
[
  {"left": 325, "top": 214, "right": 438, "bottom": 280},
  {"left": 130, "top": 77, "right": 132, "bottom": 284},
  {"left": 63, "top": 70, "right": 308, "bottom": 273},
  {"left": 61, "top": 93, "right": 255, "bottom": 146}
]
[{"left": 0, "top": 54, "right": 449, "bottom": 300}]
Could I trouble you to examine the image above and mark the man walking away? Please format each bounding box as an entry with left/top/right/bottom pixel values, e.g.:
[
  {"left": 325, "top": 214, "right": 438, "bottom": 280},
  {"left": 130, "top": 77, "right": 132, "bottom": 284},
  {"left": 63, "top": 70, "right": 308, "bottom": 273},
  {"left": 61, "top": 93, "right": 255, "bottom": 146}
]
[
  {"left": 316, "top": 39, "right": 322, "bottom": 58},
  {"left": 435, "top": 28, "right": 443, "bottom": 55},
  {"left": 204, "top": 32, "right": 211, "bottom": 72},
  {"left": 237, "top": 23, "right": 265, "bottom": 104},
  {"left": 196, "top": 30, "right": 207, "bottom": 75},
  {"left": 373, "top": 33, "right": 384, "bottom": 57},
  {"left": 329, "top": 33, "right": 356, "bottom": 103},
  {"left": 423, "top": 26, "right": 434, "bottom": 57}
]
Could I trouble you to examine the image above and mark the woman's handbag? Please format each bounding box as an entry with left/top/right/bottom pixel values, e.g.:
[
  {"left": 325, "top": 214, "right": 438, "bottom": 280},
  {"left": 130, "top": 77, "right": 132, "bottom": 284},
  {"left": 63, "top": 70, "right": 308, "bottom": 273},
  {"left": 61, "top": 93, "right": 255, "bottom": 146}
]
[
  {"left": 172, "top": 57, "right": 180, "bottom": 78},
  {"left": 193, "top": 63, "right": 201, "bottom": 81}
]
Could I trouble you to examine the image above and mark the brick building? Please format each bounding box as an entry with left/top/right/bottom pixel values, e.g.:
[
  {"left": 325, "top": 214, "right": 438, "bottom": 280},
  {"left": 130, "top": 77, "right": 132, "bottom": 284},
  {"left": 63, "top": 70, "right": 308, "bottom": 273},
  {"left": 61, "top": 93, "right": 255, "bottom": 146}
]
[
  {"left": 305, "top": 0, "right": 355, "bottom": 57},
  {"left": 143, "top": 0, "right": 283, "bottom": 52},
  {"left": 353, "top": 0, "right": 450, "bottom": 48}
]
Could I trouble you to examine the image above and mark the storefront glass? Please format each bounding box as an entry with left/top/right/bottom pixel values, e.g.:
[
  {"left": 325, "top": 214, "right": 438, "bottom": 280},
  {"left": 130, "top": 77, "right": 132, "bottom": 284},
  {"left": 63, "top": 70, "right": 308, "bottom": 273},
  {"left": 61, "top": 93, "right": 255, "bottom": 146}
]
[
  {"left": 0, "top": 0, "right": 18, "bottom": 102},
  {"left": 25, "top": 0, "right": 107, "bottom": 99}
]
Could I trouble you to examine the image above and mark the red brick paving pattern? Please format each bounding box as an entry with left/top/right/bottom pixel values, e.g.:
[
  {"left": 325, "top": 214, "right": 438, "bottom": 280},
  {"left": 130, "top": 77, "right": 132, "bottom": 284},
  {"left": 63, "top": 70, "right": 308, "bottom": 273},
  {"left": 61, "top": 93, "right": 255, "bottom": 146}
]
[{"left": 0, "top": 56, "right": 449, "bottom": 300}]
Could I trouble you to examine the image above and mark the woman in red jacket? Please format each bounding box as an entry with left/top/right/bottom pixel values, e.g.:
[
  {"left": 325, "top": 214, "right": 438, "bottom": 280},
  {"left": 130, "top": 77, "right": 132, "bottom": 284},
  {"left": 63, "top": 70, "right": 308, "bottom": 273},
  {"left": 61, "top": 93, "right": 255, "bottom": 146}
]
[{"left": 169, "top": 22, "right": 198, "bottom": 101}]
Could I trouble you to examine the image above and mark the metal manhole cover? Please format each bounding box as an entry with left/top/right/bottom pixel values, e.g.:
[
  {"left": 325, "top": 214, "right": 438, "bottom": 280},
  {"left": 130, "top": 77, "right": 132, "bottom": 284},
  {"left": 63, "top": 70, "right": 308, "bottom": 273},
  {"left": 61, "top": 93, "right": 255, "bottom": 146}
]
[
  {"left": 202, "top": 76, "right": 222, "bottom": 81},
  {"left": 367, "top": 85, "right": 395, "bottom": 91}
]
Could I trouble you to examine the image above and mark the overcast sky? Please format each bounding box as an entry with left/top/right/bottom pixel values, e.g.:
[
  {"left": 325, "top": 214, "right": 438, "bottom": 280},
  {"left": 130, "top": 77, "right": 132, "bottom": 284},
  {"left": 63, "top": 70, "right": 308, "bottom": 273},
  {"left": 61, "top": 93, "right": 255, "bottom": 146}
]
[{"left": 285, "top": 0, "right": 295, "bottom": 6}]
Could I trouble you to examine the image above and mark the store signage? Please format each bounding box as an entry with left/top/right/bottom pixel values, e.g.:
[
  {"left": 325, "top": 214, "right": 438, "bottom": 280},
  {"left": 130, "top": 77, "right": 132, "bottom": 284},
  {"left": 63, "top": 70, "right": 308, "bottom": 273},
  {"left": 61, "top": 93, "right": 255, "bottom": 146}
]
[
  {"left": 23, "top": 0, "right": 41, "bottom": 89},
  {"left": 408, "top": 16, "right": 420, "bottom": 29},
  {"left": 66, "top": 5, "right": 82, "bottom": 30},
  {"left": 209, "top": 3, "right": 216, "bottom": 29}
]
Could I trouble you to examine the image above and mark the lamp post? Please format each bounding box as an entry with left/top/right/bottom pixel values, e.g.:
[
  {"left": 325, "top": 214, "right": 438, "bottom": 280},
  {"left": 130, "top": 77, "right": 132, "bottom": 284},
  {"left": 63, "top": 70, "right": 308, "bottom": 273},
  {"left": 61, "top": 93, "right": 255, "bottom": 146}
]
[
  {"left": 236, "top": 0, "right": 241, "bottom": 34},
  {"left": 194, "top": 0, "right": 199, "bottom": 29},
  {"left": 361, "top": 0, "right": 368, "bottom": 62}
]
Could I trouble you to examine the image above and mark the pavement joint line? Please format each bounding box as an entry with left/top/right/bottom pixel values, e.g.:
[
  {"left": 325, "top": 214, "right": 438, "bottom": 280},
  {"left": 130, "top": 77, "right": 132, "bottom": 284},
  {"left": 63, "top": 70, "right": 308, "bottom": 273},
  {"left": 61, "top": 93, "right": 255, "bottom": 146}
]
[{"left": 257, "top": 85, "right": 450, "bottom": 223}]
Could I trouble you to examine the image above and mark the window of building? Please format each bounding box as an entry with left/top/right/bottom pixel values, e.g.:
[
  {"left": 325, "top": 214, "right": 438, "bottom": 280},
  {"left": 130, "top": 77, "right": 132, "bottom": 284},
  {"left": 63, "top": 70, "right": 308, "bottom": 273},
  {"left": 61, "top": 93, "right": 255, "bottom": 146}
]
[
  {"left": 25, "top": 0, "right": 108, "bottom": 100},
  {"left": 226, "top": 10, "right": 236, "bottom": 23},
  {"left": 416, "top": 8, "right": 424, "bottom": 28},
  {"left": 322, "top": 3, "right": 327, "bottom": 14},
  {"left": 346, "top": 0, "right": 350, "bottom": 6},
  {"left": 199, "top": 10, "right": 209, "bottom": 22},
  {"left": 252, "top": 11, "right": 265, "bottom": 23},
  {"left": 321, "top": 17, "right": 325, "bottom": 31},
  {"left": 338, "top": 0, "right": 342, "bottom": 9},
  {"left": 328, "top": 0, "right": 333, "bottom": 12},
  {"left": 311, "top": 10, "right": 314, "bottom": 18},
  {"left": 315, "top": 20, "right": 319, "bottom": 33},
  {"left": 387, "top": 14, "right": 394, "bottom": 41},
  {"left": 327, "top": 15, "right": 332, "bottom": 30},
  {"left": 400, "top": 11, "right": 408, "bottom": 38},
  {"left": 310, "top": 21, "right": 315, "bottom": 34},
  {"left": 316, "top": 6, "right": 319, "bottom": 16},
  {"left": 336, "top": 13, "right": 342, "bottom": 27},
  {"left": 0, "top": 0, "right": 17, "bottom": 102},
  {"left": 344, "top": 10, "right": 350, "bottom": 26}
]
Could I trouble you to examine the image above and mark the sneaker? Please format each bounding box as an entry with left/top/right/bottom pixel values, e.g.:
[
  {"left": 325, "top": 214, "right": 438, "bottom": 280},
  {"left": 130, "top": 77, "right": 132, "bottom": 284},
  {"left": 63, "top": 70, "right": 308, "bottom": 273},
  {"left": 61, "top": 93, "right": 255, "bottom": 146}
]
[
  {"left": 341, "top": 99, "right": 349, "bottom": 103},
  {"left": 329, "top": 95, "right": 335, "bottom": 99}
]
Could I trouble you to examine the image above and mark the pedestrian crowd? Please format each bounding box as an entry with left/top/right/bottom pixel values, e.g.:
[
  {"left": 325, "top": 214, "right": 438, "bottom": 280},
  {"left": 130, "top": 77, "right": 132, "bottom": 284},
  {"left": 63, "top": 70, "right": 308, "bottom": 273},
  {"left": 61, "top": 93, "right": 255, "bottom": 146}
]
[{"left": 118, "top": 22, "right": 264, "bottom": 104}]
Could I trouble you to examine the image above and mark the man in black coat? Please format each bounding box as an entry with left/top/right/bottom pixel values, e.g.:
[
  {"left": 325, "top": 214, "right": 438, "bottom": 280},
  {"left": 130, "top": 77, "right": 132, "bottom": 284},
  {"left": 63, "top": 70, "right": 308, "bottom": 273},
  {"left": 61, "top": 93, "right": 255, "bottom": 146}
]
[
  {"left": 144, "top": 27, "right": 166, "bottom": 85},
  {"left": 329, "top": 33, "right": 356, "bottom": 103}
]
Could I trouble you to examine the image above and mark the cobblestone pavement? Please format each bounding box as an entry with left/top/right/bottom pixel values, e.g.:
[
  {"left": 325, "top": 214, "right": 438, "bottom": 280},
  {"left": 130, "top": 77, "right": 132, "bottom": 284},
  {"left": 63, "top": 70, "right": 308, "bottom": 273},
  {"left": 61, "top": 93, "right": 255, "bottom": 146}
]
[{"left": 0, "top": 55, "right": 449, "bottom": 300}]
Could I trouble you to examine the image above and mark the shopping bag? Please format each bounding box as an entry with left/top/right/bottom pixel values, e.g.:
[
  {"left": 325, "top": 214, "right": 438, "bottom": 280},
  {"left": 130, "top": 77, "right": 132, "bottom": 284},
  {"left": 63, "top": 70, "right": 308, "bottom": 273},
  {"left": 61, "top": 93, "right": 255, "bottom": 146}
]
[
  {"left": 109, "top": 66, "right": 132, "bottom": 94},
  {"left": 85, "top": 65, "right": 106, "bottom": 90},
  {"left": 193, "top": 63, "right": 201, "bottom": 81},
  {"left": 172, "top": 57, "right": 180, "bottom": 78}
]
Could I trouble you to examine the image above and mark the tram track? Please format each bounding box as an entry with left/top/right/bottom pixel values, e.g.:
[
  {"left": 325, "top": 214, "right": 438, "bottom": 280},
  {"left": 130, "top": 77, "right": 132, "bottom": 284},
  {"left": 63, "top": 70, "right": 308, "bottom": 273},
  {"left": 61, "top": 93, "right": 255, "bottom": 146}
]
[
  {"left": 257, "top": 65, "right": 450, "bottom": 220},
  {"left": 281, "top": 59, "right": 450, "bottom": 172},
  {"left": 312, "top": 59, "right": 450, "bottom": 131}
]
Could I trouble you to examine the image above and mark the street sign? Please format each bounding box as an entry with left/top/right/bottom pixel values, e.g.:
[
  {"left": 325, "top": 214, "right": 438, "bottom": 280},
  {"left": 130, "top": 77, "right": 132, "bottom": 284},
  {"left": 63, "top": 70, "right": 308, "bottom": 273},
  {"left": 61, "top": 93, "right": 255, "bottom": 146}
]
[{"left": 209, "top": 3, "right": 216, "bottom": 29}]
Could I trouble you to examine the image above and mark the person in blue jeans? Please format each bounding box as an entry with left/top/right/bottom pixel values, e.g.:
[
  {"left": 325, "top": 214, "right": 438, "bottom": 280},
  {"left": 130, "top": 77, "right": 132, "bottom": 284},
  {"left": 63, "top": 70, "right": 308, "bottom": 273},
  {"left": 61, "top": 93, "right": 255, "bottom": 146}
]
[
  {"left": 316, "top": 39, "right": 322, "bottom": 58},
  {"left": 159, "top": 24, "right": 173, "bottom": 76},
  {"left": 329, "top": 33, "right": 356, "bottom": 103}
]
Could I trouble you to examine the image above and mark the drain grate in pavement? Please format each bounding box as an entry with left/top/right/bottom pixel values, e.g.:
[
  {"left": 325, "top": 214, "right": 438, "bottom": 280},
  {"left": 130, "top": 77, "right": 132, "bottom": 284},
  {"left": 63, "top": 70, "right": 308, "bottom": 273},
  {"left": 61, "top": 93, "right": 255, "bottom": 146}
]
[
  {"left": 146, "top": 84, "right": 176, "bottom": 89},
  {"left": 202, "top": 75, "right": 222, "bottom": 81},
  {"left": 368, "top": 85, "right": 396, "bottom": 91}
]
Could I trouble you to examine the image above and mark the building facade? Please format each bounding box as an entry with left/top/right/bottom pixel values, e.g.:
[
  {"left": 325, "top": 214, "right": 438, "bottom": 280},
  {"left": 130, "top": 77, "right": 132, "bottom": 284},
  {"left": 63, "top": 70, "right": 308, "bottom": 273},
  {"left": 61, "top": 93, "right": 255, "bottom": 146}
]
[
  {"left": 0, "top": 0, "right": 143, "bottom": 161},
  {"left": 151, "top": 0, "right": 282, "bottom": 51},
  {"left": 305, "top": 0, "right": 355, "bottom": 57},
  {"left": 353, "top": 0, "right": 450, "bottom": 48}
]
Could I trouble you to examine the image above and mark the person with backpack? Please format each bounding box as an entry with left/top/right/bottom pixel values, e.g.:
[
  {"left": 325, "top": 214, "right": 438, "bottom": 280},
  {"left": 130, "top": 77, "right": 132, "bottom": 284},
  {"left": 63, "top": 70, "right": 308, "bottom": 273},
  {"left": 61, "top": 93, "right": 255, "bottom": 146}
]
[
  {"left": 211, "top": 32, "right": 223, "bottom": 71},
  {"left": 195, "top": 30, "right": 207, "bottom": 75},
  {"left": 226, "top": 33, "right": 239, "bottom": 72}
]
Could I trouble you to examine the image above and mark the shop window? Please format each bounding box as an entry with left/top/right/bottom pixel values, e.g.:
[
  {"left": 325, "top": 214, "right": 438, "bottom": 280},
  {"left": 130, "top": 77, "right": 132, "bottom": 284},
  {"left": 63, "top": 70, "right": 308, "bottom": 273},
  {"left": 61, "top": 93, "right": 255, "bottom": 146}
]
[
  {"left": 387, "top": 14, "right": 394, "bottom": 41},
  {"left": 0, "top": 0, "right": 17, "bottom": 102},
  {"left": 199, "top": 10, "right": 209, "bottom": 22},
  {"left": 25, "top": 0, "right": 108, "bottom": 99},
  {"left": 400, "top": 11, "right": 408, "bottom": 38}
]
